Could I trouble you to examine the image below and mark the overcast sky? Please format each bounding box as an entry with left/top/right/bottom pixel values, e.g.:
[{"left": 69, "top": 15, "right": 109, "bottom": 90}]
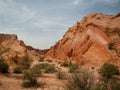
[{"left": 0, "top": 0, "right": 120, "bottom": 49}]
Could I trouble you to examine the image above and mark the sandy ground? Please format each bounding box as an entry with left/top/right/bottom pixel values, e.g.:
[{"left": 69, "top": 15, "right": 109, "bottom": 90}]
[{"left": 0, "top": 73, "right": 66, "bottom": 90}]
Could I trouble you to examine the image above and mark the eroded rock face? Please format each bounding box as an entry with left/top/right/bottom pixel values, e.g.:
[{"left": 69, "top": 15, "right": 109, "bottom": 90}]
[
  {"left": 44, "top": 13, "right": 120, "bottom": 68},
  {"left": 0, "top": 34, "right": 39, "bottom": 66}
]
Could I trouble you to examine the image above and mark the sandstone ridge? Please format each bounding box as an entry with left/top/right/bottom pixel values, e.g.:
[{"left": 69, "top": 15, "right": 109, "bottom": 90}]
[
  {"left": 0, "top": 34, "right": 39, "bottom": 66},
  {"left": 44, "top": 13, "right": 120, "bottom": 68}
]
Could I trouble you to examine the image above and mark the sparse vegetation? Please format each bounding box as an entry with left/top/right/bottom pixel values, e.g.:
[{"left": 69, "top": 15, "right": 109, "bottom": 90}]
[
  {"left": 46, "top": 59, "right": 52, "bottom": 62},
  {"left": 69, "top": 63, "right": 79, "bottom": 73},
  {"left": 38, "top": 57, "right": 44, "bottom": 62},
  {"left": 31, "top": 64, "right": 42, "bottom": 74},
  {"left": 0, "top": 58, "right": 9, "bottom": 73},
  {"left": 36, "top": 63, "right": 47, "bottom": 69},
  {"left": 110, "top": 78, "right": 120, "bottom": 90},
  {"left": 61, "top": 61, "right": 79, "bottom": 73},
  {"left": 94, "top": 75, "right": 120, "bottom": 90},
  {"left": 66, "top": 70, "right": 94, "bottom": 90},
  {"left": 13, "top": 66, "right": 22, "bottom": 74},
  {"left": 22, "top": 71, "right": 44, "bottom": 88},
  {"left": 96, "top": 63, "right": 120, "bottom": 90},
  {"left": 19, "top": 56, "right": 32, "bottom": 71},
  {"left": 33, "top": 63, "right": 56, "bottom": 73},
  {"left": 56, "top": 71, "right": 66, "bottom": 80},
  {"left": 13, "top": 56, "right": 32, "bottom": 73},
  {"left": 99, "top": 63, "right": 119, "bottom": 78},
  {"left": 61, "top": 60, "right": 71, "bottom": 67},
  {"left": 44, "top": 64, "right": 56, "bottom": 73}
]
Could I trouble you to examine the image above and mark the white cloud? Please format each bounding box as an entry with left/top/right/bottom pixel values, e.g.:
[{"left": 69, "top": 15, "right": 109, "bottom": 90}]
[
  {"left": 95, "top": 0, "right": 120, "bottom": 3},
  {"left": 0, "top": 0, "right": 36, "bottom": 24},
  {"left": 33, "top": 19, "right": 68, "bottom": 31},
  {"left": 19, "top": 7, "right": 36, "bottom": 23},
  {"left": 73, "top": 0, "right": 80, "bottom": 5}
]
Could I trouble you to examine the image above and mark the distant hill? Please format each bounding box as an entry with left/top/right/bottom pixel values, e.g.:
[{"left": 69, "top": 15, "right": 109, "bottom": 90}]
[{"left": 0, "top": 34, "right": 40, "bottom": 66}]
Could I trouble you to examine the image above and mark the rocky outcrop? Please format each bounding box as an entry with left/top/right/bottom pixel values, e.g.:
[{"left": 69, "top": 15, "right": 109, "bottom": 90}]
[
  {"left": 0, "top": 34, "right": 39, "bottom": 66},
  {"left": 44, "top": 13, "right": 120, "bottom": 68},
  {"left": 27, "top": 45, "right": 49, "bottom": 57}
]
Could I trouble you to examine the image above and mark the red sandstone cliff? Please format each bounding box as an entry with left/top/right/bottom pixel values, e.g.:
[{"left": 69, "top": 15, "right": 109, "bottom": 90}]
[{"left": 44, "top": 13, "right": 120, "bottom": 67}]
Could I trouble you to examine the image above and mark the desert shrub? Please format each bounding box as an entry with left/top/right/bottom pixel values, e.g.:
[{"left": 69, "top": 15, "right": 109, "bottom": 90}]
[
  {"left": 13, "top": 66, "right": 22, "bottom": 73},
  {"left": 99, "top": 63, "right": 119, "bottom": 78},
  {"left": 46, "top": 59, "right": 52, "bottom": 62},
  {"left": 13, "top": 56, "right": 32, "bottom": 73},
  {"left": 110, "top": 77, "right": 120, "bottom": 90},
  {"left": 97, "top": 63, "right": 120, "bottom": 90},
  {"left": 61, "top": 60, "right": 71, "bottom": 67},
  {"left": 37, "top": 63, "right": 49, "bottom": 69},
  {"left": 20, "top": 56, "right": 32, "bottom": 70},
  {"left": 93, "top": 77, "right": 120, "bottom": 90},
  {"left": 0, "top": 58, "right": 9, "bottom": 73},
  {"left": 44, "top": 64, "right": 56, "bottom": 73},
  {"left": 91, "top": 83, "right": 107, "bottom": 90},
  {"left": 22, "top": 71, "right": 43, "bottom": 88},
  {"left": 69, "top": 63, "right": 79, "bottom": 73},
  {"left": 34, "top": 63, "right": 56, "bottom": 73},
  {"left": 31, "top": 64, "right": 42, "bottom": 74},
  {"left": 56, "top": 71, "right": 66, "bottom": 80},
  {"left": 66, "top": 70, "right": 94, "bottom": 90},
  {"left": 108, "top": 42, "right": 115, "bottom": 50},
  {"left": 38, "top": 57, "right": 44, "bottom": 62}
]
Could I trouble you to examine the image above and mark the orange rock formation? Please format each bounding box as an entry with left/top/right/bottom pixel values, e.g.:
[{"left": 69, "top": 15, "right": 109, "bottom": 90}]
[{"left": 44, "top": 13, "right": 120, "bottom": 68}]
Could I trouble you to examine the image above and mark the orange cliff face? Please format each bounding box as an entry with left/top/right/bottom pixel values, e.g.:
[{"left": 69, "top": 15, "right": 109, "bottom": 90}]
[{"left": 44, "top": 13, "right": 120, "bottom": 68}]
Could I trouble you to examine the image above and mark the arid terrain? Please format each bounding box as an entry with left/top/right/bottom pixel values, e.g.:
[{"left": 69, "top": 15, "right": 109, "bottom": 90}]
[{"left": 0, "top": 12, "right": 120, "bottom": 90}]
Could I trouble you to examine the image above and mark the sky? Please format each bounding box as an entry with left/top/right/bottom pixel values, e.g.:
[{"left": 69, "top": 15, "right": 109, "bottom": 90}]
[{"left": 0, "top": 0, "right": 120, "bottom": 49}]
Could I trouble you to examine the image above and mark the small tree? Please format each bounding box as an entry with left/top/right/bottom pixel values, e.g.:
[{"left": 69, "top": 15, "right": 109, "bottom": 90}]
[
  {"left": 99, "top": 63, "right": 119, "bottom": 78},
  {"left": 0, "top": 58, "right": 9, "bottom": 73}
]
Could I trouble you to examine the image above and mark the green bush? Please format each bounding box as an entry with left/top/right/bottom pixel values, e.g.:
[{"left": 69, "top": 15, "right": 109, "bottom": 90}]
[
  {"left": 33, "top": 63, "right": 56, "bottom": 73},
  {"left": 22, "top": 77, "right": 38, "bottom": 88},
  {"left": 99, "top": 63, "right": 119, "bottom": 78},
  {"left": 36, "top": 63, "right": 49, "bottom": 69},
  {"left": 13, "top": 56, "right": 32, "bottom": 73},
  {"left": 56, "top": 71, "right": 66, "bottom": 80},
  {"left": 61, "top": 60, "right": 71, "bottom": 67},
  {"left": 110, "top": 78, "right": 120, "bottom": 90},
  {"left": 38, "top": 57, "right": 44, "bottom": 62},
  {"left": 22, "top": 71, "right": 41, "bottom": 88},
  {"left": 20, "top": 56, "right": 32, "bottom": 70},
  {"left": 31, "top": 64, "right": 42, "bottom": 74},
  {"left": 44, "top": 64, "right": 56, "bottom": 73},
  {"left": 94, "top": 77, "right": 120, "bottom": 90},
  {"left": 69, "top": 63, "right": 79, "bottom": 73},
  {"left": 97, "top": 63, "right": 120, "bottom": 90},
  {"left": 13, "top": 66, "right": 22, "bottom": 74},
  {"left": 0, "top": 58, "right": 9, "bottom": 73}
]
